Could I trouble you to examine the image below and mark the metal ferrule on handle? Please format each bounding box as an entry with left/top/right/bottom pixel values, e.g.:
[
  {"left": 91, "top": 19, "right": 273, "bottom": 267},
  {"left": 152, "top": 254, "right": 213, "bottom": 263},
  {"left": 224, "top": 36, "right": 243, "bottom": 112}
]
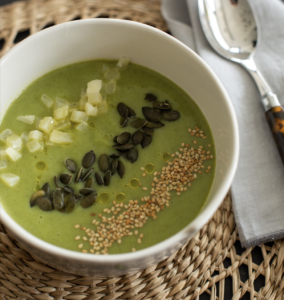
[{"left": 262, "top": 92, "right": 281, "bottom": 112}]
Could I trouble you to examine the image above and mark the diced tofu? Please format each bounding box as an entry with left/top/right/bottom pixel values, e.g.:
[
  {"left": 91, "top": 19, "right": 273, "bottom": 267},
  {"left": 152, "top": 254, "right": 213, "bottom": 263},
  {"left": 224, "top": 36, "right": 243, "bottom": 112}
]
[
  {"left": 0, "top": 173, "right": 19, "bottom": 187},
  {"left": 27, "top": 140, "right": 43, "bottom": 152},
  {"left": 29, "top": 130, "right": 43, "bottom": 140},
  {"left": 104, "top": 80, "right": 116, "bottom": 94},
  {"left": 87, "top": 80, "right": 103, "bottom": 105},
  {"left": 54, "top": 105, "right": 69, "bottom": 120},
  {"left": 41, "top": 94, "right": 53, "bottom": 108},
  {"left": 88, "top": 92, "right": 103, "bottom": 105},
  {"left": 78, "top": 95, "right": 87, "bottom": 111},
  {"left": 6, "top": 147, "right": 22, "bottom": 161},
  {"left": 21, "top": 132, "right": 30, "bottom": 144},
  {"left": 16, "top": 115, "right": 35, "bottom": 124},
  {"left": 6, "top": 134, "right": 22, "bottom": 150},
  {"left": 54, "top": 118, "right": 71, "bottom": 131},
  {"left": 49, "top": 130, "right": 72, "bottom": 144},
  {"left": 39, "top": 117, "right": 56, "bottom": 134},
  {"left": 104, "top": 68, "right": 120, "bottom": 81},
  {"left": 70, "top": 111, "right": 88, "bottom": 123},
  {"left": 117, "top": 56, "right": 130, "bottom": 69},
  {"left": 0, "top": 129, "right": 13, "bottom": 143},
  {"left": 84, "top": 102, "right": 98, "bottom": 116},
  {"left": 75, "top": 121, "right": 89, "bottom": 131},
  {"left": 87, "top": 80, "right": 102, "bottom": 94},
  {"left": 55, "top": 97, "right": 69, "bottom": 109}
]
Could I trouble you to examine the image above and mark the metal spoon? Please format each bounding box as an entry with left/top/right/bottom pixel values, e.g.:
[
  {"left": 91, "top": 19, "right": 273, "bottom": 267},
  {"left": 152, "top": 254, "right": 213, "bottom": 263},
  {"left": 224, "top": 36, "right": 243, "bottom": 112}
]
[{"left": 198, "top": 0, "right": 284, "bottom": 164}]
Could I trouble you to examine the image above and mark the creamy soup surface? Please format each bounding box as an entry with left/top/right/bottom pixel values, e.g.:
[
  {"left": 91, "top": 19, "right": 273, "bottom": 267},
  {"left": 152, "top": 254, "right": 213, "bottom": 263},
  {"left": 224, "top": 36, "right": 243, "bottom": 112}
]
[{"left": 0, "top": 60, "right": 215, "bottom": 254}]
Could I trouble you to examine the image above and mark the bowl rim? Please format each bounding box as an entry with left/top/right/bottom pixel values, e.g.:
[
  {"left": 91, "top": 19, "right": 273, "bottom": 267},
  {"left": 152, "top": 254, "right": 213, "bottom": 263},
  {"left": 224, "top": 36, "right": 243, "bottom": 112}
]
[{"left": 0, "top": 18, "right": 239, "bottom": 264}]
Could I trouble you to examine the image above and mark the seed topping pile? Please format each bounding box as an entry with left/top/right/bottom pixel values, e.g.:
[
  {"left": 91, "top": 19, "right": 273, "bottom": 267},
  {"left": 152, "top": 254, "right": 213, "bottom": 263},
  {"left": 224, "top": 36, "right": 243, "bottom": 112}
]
[{"left": 74, "top": 127, "right": 213, "bottom": 254}]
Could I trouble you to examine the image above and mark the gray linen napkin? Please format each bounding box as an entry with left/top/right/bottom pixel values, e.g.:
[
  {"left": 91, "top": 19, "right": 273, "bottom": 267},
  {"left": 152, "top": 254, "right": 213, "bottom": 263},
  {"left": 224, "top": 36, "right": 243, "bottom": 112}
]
[{"left": 162, "top": 0, "right": 284, "bottom": 247}]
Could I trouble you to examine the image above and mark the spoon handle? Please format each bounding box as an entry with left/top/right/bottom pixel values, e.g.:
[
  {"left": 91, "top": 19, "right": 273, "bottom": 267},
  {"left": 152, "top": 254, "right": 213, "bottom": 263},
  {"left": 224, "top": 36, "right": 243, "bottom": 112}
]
[{"left": 266, "top": 106, "right": 284, "bottom": 165}]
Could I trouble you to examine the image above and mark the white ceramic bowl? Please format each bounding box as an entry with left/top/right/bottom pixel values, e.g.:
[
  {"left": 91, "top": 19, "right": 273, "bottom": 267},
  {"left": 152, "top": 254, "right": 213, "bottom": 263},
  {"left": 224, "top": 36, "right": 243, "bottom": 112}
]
[{"left": 0, "top": 19, "right": 239, "bottom": 277}]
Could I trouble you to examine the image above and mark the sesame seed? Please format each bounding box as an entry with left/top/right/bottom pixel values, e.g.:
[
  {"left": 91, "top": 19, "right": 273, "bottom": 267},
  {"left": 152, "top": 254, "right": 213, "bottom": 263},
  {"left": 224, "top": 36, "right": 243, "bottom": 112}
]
[
  {"left": 74, "top": 224, "right": 80, "bottom": 229},
  {"left": 142, "top": 187, "right": 148, "bottom": 191},
  {"left": 78, "top": 244, "right": 83, "bottom": 249}
]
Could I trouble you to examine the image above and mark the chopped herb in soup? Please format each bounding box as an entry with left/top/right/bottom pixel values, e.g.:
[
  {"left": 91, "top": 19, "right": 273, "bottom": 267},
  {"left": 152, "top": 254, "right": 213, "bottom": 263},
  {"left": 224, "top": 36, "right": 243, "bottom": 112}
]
[{"left": 0, "top": 59, "right": 215, "bottom": 254}]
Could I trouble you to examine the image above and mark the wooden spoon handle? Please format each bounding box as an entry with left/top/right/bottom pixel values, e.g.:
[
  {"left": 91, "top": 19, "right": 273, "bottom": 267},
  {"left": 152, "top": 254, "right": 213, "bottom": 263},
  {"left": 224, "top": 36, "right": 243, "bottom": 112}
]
[{"left": 265, "top": 106, "right": 284, "bottom": 164}]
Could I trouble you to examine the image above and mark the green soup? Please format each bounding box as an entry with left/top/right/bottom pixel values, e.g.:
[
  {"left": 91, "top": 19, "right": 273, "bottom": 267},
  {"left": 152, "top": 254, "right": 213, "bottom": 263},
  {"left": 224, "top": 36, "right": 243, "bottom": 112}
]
[{"left": 0, "top": 60, "right": 215, "bottom": 254}]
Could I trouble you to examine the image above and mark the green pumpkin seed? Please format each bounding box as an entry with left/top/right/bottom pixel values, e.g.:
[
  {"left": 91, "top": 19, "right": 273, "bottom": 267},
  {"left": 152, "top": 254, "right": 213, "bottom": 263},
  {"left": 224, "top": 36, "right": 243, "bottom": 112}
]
[
  {"left": 120, "top": 117, "right": 130, "bottom": 127},
  {"left": 79, "top": 188, "right": 96, "bottom": 195},
  {"left": 95, "top": 172, "right": 104, "bottom": 186},
  {"left": 128, "top": 148, "right": 138, "bottom": 163},
  {"left": 145, "top": 121, "right": 164, "bottom": 129},
  {"left": 132, "top": 130, "right": 144, "bottom": 145},
  {"left": 41, "top": 183, "right": 50, "bottom": 196},
  {"left": 141, "top": 134, "right": 152, "bottom": 148},
  {"left": 75, "top": 167, "right": 83, "bottom": 183},
  {"left": 128, "top": 107, "right": 136, "bottom": 118},
  {"left": 117, "top": 102, "right": 129, "bottom": 118},
  {"left": 81, "top": 168, "right": 94, "bottom": 182},
  {"left": 113, "top": 143, "right": 134, "bottom": 152},
  {"left": 85, "top": 177, "right": 93, "bottom": 188},
  {"left": 53, "top": 188, "right": 64, "bottom": 210},
  {"left": 117, "top": 160, "right": 125, "bottom": 178},
  {"left": 145, "top": 93, "right": 157, "bottom": 101},
  {"left": 62, "top": 186, "right": 74, "bottom": 194},
  {"left": 30, "top": 190, "right": 45, "bottom": 207},
  {"left": 104, "top": 170, "right": 111, "bottom": 186},
  {"left": 162, "top": 111, "right": 180, "bottom": 121},
  {"left": 142, "top": 107, "right": 160, "bottom": 122},
  {"left": 142, "top": 127, "right": 154, "bottom": 136},
  {"left": 130, "top": 118, "right": 147, "bottom": 129},
  {"left": 82, "top": 150, "right": 96, "bottom": 168},
  {"left": 153, "top": 100, "right": 171, "bottom": 110},
  {"left": 64, "top": 158, "right": 76, "bottom": 173},
  {"left": 37, "top": 197, "right": 54, "bottom": 211},
  {"left": 54, "top": 176, "right": 59, "bottom": 187},
  {"left": 59, "top": 173, "right": 72, "bottom": 185},
  {"left": 65, "top": 194, "right": 76, "bottom": 213},
  {"left": 80, "top": 193, "right": 97, "bottom": 208},
  {"left": 98, "top": 154, "right": 109, "bottom": 173},
  {"left": 117, "top": 132, "right": 131, "bottom": 144},
  {"left": 110, "top": 159, "right": 118, "bottom": 175}
]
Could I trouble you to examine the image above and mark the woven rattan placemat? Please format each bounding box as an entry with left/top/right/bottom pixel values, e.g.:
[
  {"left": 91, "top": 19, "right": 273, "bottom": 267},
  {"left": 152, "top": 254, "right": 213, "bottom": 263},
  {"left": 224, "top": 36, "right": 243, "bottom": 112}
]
[{"left": 0, "top": 1, "right": 284, "bottom": 299}]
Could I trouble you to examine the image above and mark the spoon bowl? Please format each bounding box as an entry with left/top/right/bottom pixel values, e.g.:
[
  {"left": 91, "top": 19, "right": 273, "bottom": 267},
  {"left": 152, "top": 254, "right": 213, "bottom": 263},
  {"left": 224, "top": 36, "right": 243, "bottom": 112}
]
[{"left": 199, "top": 0, "right": 284, "bottom": 165}]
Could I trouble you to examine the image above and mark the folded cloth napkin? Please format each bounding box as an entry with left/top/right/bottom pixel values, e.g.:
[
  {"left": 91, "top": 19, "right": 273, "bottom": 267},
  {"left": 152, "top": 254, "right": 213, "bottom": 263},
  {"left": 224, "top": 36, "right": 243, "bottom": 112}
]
[{"left": 162, "top": 0, "right": 284, "bottom": 247}]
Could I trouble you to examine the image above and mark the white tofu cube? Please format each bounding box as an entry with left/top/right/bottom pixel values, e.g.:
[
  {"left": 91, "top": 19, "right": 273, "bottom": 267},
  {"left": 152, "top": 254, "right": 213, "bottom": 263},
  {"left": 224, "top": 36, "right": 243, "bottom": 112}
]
[
  {"left": 87, "top": 80, "right": 102, "bottom": 93},
  {"left": 39, "top": 117, "right": 56, "bottom": 134},
  {"left": 49, "top": 130, "right": 72, "bottom": 144},
  {"left": 104, "top": 68, "right": 120, "bottom": 81},
  {"left": 54, "top": 105, "right": 69, "bottom": 120},
  {"left": 88, "top": 92, "right": 103, "bottom": 105},
  {"left": 104, "top": 80, "right": 116, "bottom": 94},
  {"left": 29, "top": 130, "right": 43, "bottom": 140},
  {"left": 6, "top": 147, "right": 22, "bottom": 161},
  {"left": 16, "top": 115, "right": 35, "bottom": 124},
  {"left": 0, "top": 173, "right": 19, "bottom": 187},
  {"left": 54, "top": 118, "right": 71, "bottom": 131},
  {"left": 70, "top": 111, "right": 88, "bottom": 123},
  {"left": 75, "top": 121, "right": 89, "bottom": 131},
  {"left": 0, "top": 160, "right": 7, "bottom": 170},
  {"left": 0, "top": 129, "right": 13, "bottom": 142},
  {"left": 27, "top": 140, "right": 43, "bottom": 152},
  {"left": 41, "top": 94, "right": 53, "bottom": 108},
  {"left": 6, "top": 134, "right": 22, "bottom": 150},
  {"left": 84, "top": 102, "right": 98, "bottom": 116},
  {"left": 117, "top": 56, "right": 130, "bottom": 69}
]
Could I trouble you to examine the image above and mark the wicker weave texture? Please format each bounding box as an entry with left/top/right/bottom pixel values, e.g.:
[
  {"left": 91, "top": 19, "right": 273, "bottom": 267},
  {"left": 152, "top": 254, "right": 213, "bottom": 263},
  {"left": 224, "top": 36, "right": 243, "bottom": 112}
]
[{"left": 0, "top": 0, "right": 284, "bottom": 299}]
